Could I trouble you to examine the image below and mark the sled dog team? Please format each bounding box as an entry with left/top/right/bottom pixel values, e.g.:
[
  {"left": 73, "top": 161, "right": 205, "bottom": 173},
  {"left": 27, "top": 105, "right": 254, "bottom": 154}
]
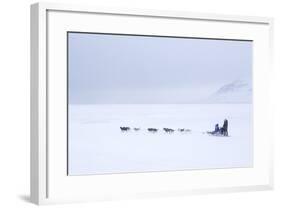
[
  {"left": 120, "top": 119, "right": 229, "bottom": 137},
  {"left": 120, "top": 126, "right": 191, "bottom": 133}
]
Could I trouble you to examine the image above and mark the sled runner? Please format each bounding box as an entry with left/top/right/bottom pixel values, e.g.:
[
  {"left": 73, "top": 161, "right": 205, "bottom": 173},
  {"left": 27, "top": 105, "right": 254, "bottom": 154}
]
[{"left": 205, "top": 131, "right": 230, "bottom": 137}]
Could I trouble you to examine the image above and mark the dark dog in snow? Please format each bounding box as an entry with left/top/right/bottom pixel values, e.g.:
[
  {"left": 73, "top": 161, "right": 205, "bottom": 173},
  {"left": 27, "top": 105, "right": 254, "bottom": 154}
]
[
  {"left": 134, "top": 128, "right": 140, "bottom": 131},
  {"left": 120, "top": 127, "right": 130, "bottom": 131},
  {"left": 178, "top": 128, "right": 191, "bottom": 132},
  {"left": 148, "top": 128, "right": 158, "bottom": 133},
  {"left": 163, "top": 128, "right": 174, "bottom": 133}
]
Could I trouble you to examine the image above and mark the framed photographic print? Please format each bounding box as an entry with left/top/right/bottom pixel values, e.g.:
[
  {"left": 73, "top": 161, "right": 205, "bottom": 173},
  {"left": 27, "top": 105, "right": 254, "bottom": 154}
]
[{"left": 30, "top": 2, "right": 274, "bottom": 205}]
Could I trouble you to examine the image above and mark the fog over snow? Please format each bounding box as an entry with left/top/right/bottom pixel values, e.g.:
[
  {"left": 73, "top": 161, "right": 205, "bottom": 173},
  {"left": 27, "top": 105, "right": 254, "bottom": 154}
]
[{"left": 68, "top": 33, "right": 252, "bottom": 104}]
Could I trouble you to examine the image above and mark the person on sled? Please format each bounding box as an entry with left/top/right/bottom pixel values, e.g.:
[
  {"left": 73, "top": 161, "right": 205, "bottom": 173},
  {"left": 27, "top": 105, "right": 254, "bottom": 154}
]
[{"left": 220, "top": 119, "right": 228, "bottom": 136}]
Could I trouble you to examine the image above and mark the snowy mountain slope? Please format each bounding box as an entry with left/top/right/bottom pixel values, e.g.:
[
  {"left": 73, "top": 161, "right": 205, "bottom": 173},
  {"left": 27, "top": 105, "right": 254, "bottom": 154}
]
[{"left": 206, "top": 80, "right": 252, "bottom": 104}]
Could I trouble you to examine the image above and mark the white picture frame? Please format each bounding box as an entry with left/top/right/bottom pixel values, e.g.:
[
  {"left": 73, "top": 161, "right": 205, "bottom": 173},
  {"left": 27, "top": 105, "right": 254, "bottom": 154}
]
[{"left": 30, "top": 2, "right": 274, "bottom": 205}]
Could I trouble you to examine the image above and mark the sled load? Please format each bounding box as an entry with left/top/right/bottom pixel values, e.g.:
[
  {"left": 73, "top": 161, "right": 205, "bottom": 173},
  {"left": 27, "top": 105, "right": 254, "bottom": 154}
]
[{"left": 207, "top": 119, "right": 229, "bottom": 136}]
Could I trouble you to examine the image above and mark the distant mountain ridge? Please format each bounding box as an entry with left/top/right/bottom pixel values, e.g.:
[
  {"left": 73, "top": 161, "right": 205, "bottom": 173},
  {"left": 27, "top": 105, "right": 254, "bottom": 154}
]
[{"left": 205, "top": 80, "right": 252, "bottom": 104}]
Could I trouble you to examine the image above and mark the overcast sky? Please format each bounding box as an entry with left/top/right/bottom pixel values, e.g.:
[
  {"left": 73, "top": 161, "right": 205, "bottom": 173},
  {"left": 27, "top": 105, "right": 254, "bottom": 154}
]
[{"left": 68, "top": 32, "right": 252, "bottom": 104}]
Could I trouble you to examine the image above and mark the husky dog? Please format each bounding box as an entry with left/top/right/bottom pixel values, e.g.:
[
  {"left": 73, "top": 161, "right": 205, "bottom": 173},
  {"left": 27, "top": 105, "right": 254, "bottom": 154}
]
[
  {"left": 178, "top": 128, "right": 191, "bottom": 132},
  {"left": 163, "top": 128, "right": 175, "bottom": 133},
  {"left": 120, "top": 126, "right": 130, "bottom": 131},
  {"left": 148, "top": 128, "right": 158, "bottom": 133}
]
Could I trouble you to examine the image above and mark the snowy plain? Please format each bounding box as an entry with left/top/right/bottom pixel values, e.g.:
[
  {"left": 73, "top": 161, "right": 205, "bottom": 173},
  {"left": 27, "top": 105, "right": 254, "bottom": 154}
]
[{"left": 68, "top": 104, "right": 253, "bottom": 175}]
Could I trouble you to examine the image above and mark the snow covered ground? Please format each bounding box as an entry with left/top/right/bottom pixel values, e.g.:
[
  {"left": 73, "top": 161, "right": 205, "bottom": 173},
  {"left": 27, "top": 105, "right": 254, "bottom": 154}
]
[{"left": 68, "top": 104, "right": 253, "bottom": 175}]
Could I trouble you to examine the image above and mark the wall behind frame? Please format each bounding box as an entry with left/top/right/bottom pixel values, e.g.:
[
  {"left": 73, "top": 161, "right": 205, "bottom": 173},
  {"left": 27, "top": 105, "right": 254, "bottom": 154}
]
[{"left": 0, "top": 0, "right": 280, "bottom": 208}]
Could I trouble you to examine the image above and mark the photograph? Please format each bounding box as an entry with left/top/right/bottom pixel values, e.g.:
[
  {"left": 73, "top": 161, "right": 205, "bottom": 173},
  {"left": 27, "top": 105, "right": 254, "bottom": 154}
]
[{"left": 67, "top": 32, "right": 253, "bottom": 175}]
